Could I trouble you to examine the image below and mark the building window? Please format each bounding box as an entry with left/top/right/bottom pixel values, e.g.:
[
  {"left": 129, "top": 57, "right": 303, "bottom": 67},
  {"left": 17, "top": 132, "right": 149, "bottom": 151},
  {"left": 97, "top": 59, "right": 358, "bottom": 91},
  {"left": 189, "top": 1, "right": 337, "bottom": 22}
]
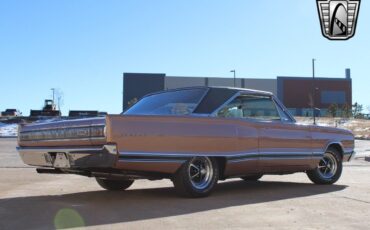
[{"left": 321, "top": 91, "right": 346, "bottom": 104}]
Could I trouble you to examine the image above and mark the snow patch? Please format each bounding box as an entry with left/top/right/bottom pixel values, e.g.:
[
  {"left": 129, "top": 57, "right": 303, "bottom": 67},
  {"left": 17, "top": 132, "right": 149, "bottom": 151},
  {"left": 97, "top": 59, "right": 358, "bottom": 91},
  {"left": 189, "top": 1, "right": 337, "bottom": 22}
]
[{"left": 0, "top": 123, "right": 18, "bottom": 137}]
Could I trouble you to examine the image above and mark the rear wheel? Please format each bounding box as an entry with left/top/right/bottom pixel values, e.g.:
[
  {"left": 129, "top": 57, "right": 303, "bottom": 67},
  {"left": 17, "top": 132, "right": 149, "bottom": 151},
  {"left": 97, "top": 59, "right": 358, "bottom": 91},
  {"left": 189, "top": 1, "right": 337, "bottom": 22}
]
[
  {"left": 241, "top": 174, "right": 263, "bottom": 181},
  {"left": 173, "top": 156, "right": 219, "bottom": 198},
  {"left": 96, "top": 178, "right": 134, "bottom": 191},
  {"left": 307, "top": 148, "right": 342, "bottom": 185}
]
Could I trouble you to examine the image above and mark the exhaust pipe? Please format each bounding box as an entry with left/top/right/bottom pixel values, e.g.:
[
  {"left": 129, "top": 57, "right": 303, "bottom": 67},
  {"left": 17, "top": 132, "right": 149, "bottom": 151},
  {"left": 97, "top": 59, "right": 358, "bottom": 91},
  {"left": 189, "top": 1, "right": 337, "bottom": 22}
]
[
  {"left": 36, "top": 168, "right": 91, "bottom": 177},
  {"left": 36, "top": 168, "right": 64, "bottom": 174}
]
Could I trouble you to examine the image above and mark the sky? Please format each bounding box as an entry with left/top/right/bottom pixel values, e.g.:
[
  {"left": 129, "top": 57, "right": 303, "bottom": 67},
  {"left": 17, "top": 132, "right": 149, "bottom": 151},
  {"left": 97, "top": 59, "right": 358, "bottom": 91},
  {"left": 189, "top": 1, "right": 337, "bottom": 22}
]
[{"left": 0, "top": 0, "right": 369, "bottom": 115}]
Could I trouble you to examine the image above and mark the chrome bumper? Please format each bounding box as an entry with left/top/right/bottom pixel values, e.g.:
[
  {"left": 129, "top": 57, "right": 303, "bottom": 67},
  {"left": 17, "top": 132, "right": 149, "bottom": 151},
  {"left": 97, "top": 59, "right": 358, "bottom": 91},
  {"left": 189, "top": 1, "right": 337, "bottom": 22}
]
[{"left": 17, "top": 145, "right": 117, "bottom": 168}]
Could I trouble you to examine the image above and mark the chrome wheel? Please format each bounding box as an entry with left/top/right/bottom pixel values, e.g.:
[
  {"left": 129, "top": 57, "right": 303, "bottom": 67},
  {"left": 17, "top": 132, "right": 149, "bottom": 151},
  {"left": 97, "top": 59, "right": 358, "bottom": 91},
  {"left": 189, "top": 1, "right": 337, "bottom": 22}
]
[
  {"left": 188, "top": 157, "right": 214, "bottom": 190},
  {"left": 173, "top": 156, "right": 219, "bottom": 197},
  {"left": 318, "top": 153, "right": 338, "bottom": 179},
  {"left": 307, "top": 148, "right": 342, "bottom": 185}
]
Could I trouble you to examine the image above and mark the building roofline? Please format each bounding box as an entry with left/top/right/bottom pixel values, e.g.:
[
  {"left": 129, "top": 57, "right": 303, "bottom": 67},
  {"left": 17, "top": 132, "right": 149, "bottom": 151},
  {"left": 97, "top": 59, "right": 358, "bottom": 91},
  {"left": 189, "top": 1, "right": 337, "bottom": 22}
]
[
  {"left": 123, "top": 72, "right": 166, "bottom": 76},
  {"left": 277, "top": 76, "right": 351, "bottom": 81},
  {"left": 122, "top": 72, "right": 349, "bottom": 81},
  {"left": 166, "top": 75, "right": 276, "bottom": 80}
]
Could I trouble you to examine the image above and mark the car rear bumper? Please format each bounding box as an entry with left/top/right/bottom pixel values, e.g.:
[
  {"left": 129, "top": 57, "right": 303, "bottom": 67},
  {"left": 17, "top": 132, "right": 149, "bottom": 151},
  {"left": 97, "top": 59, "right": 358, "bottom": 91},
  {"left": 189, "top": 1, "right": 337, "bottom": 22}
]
[{"left": 17, "top": 145, "right": 117, "bottom": 169}]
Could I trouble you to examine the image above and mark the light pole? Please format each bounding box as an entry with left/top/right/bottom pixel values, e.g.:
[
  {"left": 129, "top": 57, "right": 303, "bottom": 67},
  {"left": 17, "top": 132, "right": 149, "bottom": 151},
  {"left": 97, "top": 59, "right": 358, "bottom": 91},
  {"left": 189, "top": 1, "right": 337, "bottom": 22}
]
[
  {"left": 312, "top": 59, "right": 316, "bottom": 125},
  {"left": 230, "top": 70, "right": 236, "bottom": 87}
]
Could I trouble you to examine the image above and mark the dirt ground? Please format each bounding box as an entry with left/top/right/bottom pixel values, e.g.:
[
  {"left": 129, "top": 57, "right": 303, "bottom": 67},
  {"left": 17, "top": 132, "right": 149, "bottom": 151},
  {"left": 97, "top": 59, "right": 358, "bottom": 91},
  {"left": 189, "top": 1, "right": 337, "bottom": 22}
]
[
  {"left": 0, "top": 138, "right": 369, "bottom": 230},
  {"left": 295, "top": 117, "right": 370, "bottom": 140}
]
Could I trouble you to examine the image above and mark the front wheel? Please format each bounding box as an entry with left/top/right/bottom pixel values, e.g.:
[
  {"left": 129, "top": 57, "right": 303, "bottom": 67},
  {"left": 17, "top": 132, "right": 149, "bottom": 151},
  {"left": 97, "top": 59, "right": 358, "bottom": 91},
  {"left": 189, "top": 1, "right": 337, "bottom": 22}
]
[
  {"left": 173, "top": 156, "right": 219, "bottom": 198},
  {"left": 306, "top": 148, "right": 342, "bottom": 185},
  {"left": 96, "top": 178, "right": 134, "bottom": 191}
]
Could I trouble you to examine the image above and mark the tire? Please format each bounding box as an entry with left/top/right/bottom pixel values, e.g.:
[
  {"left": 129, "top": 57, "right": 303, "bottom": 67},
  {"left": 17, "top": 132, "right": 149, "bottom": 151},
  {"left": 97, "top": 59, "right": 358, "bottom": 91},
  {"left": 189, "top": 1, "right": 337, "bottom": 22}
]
[
  {"left": 173, "top": 156, "right": 219, "bottom": 198},
  {"left": 307, "top": 147, "right": 342, "bottom": 185},
  {"left": 96, "top": 178, "right": 134, "bottom": 191},
  {"left": 241, "top": 174, "right": 263, "bottom": 181}
]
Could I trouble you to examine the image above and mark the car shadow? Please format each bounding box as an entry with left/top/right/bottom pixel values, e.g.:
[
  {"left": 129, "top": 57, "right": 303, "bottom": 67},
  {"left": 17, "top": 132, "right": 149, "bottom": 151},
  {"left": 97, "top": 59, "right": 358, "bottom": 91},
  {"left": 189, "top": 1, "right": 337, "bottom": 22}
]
[{"left": 0, "top": 180, "right": 347, "bottom": 229}]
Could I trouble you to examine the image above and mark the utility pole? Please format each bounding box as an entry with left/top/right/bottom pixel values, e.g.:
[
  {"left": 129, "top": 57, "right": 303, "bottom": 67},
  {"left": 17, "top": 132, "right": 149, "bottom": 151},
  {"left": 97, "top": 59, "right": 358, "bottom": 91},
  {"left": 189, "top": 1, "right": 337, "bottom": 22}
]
[
  {"left": 230, "top": 70, "right": 236, "bottom": 87},
  {"left": 312, "top": 59, "right": 316, "bottom": 125},
  {"left": 51, "top": 88, "right": 55, "bottom": 109}
]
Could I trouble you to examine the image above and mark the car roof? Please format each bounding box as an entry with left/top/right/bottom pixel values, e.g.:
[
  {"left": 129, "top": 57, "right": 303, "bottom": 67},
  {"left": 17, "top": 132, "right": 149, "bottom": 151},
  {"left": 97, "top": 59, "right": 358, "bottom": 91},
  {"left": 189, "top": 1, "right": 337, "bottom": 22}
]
[
  {"left": 210, "top": 86, "right": 273, "bottom": 96},
  {"left": 145, "top": 86, "right": 273, "bottom": 97}
]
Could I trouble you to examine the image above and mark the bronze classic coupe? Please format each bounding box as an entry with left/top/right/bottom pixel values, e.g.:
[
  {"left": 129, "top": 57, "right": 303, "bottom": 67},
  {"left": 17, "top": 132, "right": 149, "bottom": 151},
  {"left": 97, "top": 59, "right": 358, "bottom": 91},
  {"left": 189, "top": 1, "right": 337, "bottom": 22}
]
[{"left": 17, "top": 87, "right": 355, "bottom": 197}]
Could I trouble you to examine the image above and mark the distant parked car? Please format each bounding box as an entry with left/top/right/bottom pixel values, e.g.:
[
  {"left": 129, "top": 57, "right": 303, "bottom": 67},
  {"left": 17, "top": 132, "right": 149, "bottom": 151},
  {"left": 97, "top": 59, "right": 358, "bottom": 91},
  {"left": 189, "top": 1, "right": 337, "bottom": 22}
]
[{"left": 17, "top": 87, "right": 355, "bottom": 197}]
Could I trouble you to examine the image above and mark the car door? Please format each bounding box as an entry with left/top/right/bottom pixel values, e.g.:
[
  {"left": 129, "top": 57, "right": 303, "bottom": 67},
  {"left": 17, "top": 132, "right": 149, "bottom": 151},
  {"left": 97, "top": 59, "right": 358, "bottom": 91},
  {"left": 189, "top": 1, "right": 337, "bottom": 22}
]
[
  {"left": 254, "top": 97, "right": 313, "bottom": 172},
  {"left": 217, "top": 94, "right": 313, "bottom": 174},
  {"left": 216, "top": 95, "right": 260, "bottom": 175}
]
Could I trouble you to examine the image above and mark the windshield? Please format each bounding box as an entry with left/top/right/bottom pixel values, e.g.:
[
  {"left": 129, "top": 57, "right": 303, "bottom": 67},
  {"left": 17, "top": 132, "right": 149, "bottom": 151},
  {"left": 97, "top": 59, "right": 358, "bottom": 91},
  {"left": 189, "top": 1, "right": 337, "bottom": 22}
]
[{"left": 124, "top": 88, "right": 208, "bottom": 115}]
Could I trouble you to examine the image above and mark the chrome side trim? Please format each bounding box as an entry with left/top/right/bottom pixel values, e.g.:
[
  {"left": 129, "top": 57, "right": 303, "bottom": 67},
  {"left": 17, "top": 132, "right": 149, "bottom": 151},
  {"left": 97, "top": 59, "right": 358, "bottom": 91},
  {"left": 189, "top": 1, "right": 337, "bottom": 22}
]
[
  {"left": 272, "top": 96, "right": 296, "bottom": 123},
  {"left": 20, "top": 124, "right": 106, "bottom": 132},
  {"left": 227, "top": 158, "right": 258, "bottom": 163},
  {"left": 325, "top": 141, "right": 344, "bottom": 152},
  {"left": 19, "top": 137, "right": 107, "bottom": 143},
  {"left": 119, "top": 159, "right": 186, "bottom": 163},
  {"left": 324, "top": 141, "right": 351, "bottom": 158},
  {"left": 228, "top": 156, "right": 313, "bottom": 163},
  {"left": 119, "top": 149, "right": 259, "bottom": 158},
  {"left": 119, "top": 154, "right": 314, "bottom": 164},
  {"left": 119, "top": 150, "right": 316, "bottom": 161},
  {"left": 19, "top": 125, "right": 106, "bottom": 142},
  {"left": 17, "top": 145, "right": 117, "bottom": 155}
]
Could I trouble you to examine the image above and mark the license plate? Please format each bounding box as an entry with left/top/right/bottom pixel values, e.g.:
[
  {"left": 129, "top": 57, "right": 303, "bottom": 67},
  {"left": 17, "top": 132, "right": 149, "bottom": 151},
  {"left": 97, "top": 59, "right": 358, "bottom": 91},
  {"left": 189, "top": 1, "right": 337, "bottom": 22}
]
[{"left": 53, "top": 153, "right": 71, "bottom": 168}]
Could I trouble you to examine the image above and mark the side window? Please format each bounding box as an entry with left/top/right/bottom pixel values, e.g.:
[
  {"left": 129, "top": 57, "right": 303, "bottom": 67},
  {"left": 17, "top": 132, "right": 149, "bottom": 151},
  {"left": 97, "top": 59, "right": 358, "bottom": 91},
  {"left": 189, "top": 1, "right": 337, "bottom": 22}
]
[
  {"left": 217, "top": 98, "right": 244, "bottom": 118},
  {"left": 217, "top": 95, "right": 281, "bottom": 121},
  {"left": 274, "top": 100, "right": 292, "bottom": 122}
]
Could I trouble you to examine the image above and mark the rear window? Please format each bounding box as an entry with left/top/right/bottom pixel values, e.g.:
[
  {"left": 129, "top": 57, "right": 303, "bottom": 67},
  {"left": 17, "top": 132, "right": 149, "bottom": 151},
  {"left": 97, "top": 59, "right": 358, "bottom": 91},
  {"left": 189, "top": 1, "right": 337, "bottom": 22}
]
[{"left": 124, "top": 88, "right": 207, "bottom": 115}]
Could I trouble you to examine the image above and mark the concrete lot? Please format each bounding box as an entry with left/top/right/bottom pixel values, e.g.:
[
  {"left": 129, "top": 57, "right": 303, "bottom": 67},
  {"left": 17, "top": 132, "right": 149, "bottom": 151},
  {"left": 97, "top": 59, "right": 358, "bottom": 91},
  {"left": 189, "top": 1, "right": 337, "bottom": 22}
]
[{"left": 0, "top": 138, "right": 369, "bottom": 229}]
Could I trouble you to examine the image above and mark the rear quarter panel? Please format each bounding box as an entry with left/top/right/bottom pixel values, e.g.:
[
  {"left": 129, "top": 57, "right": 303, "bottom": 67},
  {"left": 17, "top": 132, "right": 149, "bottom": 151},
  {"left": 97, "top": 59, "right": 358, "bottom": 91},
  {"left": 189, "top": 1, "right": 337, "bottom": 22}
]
[{"left": 105, "top": 115, "right": 258, "bottom": 174}]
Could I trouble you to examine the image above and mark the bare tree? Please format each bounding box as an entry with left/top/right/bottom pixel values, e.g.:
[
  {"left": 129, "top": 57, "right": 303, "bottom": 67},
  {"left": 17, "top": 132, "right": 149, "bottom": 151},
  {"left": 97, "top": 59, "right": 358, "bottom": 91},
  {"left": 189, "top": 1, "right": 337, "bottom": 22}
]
[
  {"left": 352, "top": 102, "right": 363, "bottom": 118},
  {"left": 341, "top": 104, "right": 352, "bottom": 118},
  {"left": 328, "top": 104, "right": 338, "bottom": 118}
]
